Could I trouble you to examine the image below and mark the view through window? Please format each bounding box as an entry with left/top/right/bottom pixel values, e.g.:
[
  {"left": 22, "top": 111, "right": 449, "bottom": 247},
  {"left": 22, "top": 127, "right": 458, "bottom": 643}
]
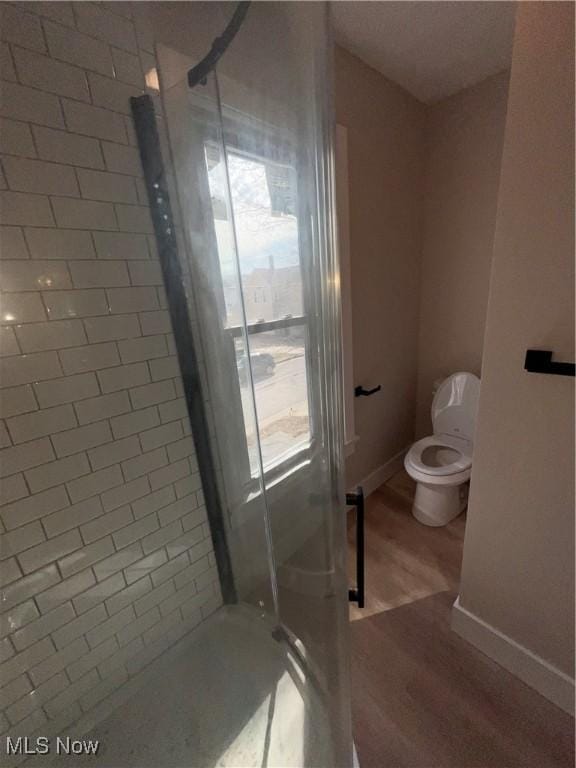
[{"left": 206, "top": 144, "right": 311, "bottom": 473}]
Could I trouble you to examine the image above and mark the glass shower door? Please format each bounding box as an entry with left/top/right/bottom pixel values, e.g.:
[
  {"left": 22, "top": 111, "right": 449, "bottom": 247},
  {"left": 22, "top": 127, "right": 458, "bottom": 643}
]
[
  {"left": 157, "top": 2, "right": 352, "bottom": 765},
  {"left": 0, "top": 4, "right": 350, "bottom": 766}
]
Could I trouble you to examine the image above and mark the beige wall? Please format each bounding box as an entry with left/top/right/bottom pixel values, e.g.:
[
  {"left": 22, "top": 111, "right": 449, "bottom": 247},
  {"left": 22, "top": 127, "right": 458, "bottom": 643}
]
[
  {"left": 335, "top": 47, "right": 510, "bottom": 484},
  {"left": 335, "top": 46, "right": 425, "bottom": 488},
  {"left": 458, "top": 0, "right": 575, "bottom": 679},
  {"left": 416, "top": 71, "right": 509, "bottom": 437}
]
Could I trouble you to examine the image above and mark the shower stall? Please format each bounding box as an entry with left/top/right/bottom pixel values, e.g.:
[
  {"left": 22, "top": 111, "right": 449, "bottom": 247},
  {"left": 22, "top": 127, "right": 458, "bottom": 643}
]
[{"left": 0, "top": 3, "right": 352, "bottom": 766}]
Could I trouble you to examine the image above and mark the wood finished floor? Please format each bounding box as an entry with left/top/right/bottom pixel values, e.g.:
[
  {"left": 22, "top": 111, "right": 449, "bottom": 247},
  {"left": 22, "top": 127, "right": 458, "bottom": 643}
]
[{"left": 347, "top": 471, "right": 574, "bottom": 768}]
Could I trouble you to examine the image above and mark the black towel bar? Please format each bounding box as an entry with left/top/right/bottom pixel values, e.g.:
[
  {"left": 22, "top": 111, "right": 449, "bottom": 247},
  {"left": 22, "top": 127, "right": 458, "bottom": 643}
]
[
  {"left": 355, "top": 385, "right": 381, "bottom": 397},
  {"left": 524, "top": 349, "right": 575, "bottom": 377},
  {"left": 347, "top": 487, "right": 365, "bottom": 609}
]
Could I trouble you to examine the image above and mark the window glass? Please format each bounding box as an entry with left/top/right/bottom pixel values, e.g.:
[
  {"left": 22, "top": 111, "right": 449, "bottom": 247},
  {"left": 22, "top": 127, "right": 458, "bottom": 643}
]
[
  {"left": 206, "top": 144, "right": 311, "bottom": 472},
  {"left": 207, "top": 147, "right": 304, "bottom": 327},
  {"left": 235, "top": 328, "right": 310, "bottom": 471}
]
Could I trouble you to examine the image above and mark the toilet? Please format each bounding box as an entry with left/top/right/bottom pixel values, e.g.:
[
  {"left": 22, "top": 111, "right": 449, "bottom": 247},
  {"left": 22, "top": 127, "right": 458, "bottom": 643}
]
[{"left": 405, "top": 372, "right": 480, "bottom": 527}]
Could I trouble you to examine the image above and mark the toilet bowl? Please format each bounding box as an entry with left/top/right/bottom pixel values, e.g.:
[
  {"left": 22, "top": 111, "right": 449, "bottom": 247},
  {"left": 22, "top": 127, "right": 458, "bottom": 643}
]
[{"left": 405, "top": 372, "right": 480, "bottom": 526}]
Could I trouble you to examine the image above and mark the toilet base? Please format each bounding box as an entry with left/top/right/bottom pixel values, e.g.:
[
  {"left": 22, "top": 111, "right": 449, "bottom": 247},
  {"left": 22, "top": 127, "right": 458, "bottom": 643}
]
[{"left": 412, "top": 481, "right": 468, "bottom": 527}]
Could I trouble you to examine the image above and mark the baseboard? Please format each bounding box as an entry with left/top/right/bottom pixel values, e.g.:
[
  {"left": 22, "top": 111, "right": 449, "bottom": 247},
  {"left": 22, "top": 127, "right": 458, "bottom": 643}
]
[
  {"left": 354, "top": 449, "right": 406, "bottom": 498},
  {"left": 452, "top": 596, "right": 575, "bottom": 715}
]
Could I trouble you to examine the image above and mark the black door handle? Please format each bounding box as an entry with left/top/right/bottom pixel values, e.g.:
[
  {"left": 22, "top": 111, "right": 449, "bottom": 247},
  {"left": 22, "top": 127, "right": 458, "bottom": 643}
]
[
  {"left": 524, "top": 349, "right": 575, "bottom": 377},
  {"left": 354, "top": 385, "right": 381, "bottom": 397}
]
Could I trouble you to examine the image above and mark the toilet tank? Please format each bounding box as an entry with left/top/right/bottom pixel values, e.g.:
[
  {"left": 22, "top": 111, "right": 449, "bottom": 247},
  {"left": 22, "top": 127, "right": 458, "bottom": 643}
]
[{"left": 431, "top": 372, "right": 481, "bottom": 441}]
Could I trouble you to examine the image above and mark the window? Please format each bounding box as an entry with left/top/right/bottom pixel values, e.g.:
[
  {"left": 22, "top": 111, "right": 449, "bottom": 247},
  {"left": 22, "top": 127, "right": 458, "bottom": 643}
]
[{"left": 205, "top": 142, "right": 311, "bottom": 476}]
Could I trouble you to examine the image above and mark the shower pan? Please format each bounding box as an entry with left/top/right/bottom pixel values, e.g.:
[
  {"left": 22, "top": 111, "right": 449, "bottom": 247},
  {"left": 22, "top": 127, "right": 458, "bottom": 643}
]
[{"left": 0, "top": 4, "right": 352, "bottom": 767}]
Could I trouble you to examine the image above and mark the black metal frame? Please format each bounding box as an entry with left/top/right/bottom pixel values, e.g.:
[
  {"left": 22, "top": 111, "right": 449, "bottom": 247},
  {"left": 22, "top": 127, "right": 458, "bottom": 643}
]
[
  {"left": 346, "top": 487, "right": 365, "bottom": 608},
  {"left": 130, "top": 94, "right": 237, "bottom": 604},
  {"left": 227, "top": 315, "right": 306, "bottom": 339},
  {"left": 187, "top": 1, "right": 251, "bottom": 88}
]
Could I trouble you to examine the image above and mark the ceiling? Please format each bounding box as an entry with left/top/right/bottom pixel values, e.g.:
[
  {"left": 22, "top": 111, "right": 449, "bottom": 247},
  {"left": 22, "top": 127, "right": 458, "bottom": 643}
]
[{"left": 331, "top": 1, "right": 516, "bottom": 104}]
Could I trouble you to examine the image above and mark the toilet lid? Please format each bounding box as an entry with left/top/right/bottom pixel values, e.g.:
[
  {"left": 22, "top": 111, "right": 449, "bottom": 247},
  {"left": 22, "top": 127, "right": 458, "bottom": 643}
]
[{"left": 431, "top": 372, "right": 480, "bottom": 441}]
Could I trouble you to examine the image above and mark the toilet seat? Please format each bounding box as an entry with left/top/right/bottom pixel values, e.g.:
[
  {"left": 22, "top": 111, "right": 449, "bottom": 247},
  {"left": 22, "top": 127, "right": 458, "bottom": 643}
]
[{"left": 405, "top": 434, "right": 472, "bottom": 478}]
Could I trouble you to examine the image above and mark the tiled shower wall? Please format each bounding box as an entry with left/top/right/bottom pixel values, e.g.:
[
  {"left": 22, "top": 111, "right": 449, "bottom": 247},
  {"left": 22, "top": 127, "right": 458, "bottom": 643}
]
[{"left": 0, "top": 1, "right": 222, "bottom": 742}]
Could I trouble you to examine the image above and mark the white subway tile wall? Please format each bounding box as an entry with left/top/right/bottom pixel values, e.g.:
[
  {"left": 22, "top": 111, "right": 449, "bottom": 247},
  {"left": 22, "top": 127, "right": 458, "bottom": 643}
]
[{"left": 0, "top": 1, "right": 222, "bottom": 746}]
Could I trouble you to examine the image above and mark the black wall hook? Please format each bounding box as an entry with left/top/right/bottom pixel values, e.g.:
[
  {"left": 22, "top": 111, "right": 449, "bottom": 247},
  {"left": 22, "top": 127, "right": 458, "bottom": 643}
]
[{"left": 524, "top": 349, "right": 575, "bottom": 377}]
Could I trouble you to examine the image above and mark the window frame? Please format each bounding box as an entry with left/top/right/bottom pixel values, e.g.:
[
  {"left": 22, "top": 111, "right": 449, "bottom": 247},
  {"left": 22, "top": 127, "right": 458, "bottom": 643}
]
[
  {"left": 335, "top": 123, "right": 358, "bottom": 457},
  {"left": 206, "top": 129, "right": 316, "bottom": 497}
]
